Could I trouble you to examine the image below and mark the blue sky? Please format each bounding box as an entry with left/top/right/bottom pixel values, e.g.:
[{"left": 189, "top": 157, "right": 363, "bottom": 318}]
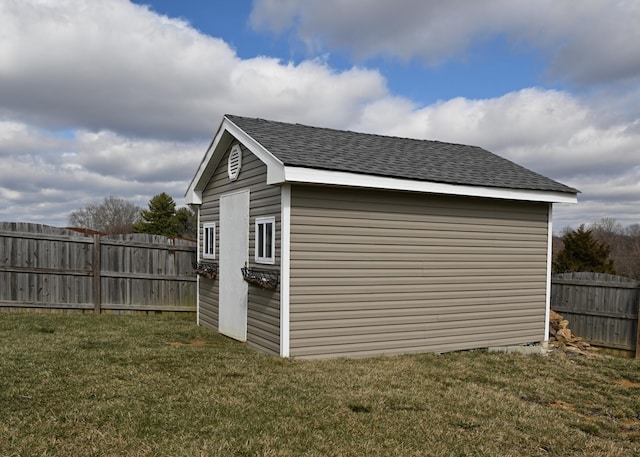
[{"left": 0, "top": 0, "right": 639, "bottom": 231}]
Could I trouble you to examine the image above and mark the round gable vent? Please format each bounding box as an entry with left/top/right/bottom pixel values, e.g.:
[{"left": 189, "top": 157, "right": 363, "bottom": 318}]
[{"left": 227, "top": 144, "right": 242, "bottom": 181}]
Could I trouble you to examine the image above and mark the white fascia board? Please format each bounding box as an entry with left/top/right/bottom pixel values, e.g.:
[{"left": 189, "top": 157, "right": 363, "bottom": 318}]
[
  {"left": 184, "top": 117, "right": 285, "bottom": 205},
  {"left": 277, "top": 167, "right": 578, "bottom": 204},
  {"left": 184, "top": 124, "right": 230, "bottom": 205}
]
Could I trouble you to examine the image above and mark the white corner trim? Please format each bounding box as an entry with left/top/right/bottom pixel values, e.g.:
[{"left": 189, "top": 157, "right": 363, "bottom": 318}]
[
  {"left": 274, "top": 166, "right": 578, "bottom": 204},
  {"left": 196, "top": 206, "right": 201, "bottom": 326},
  {"left": 280, "top": 184, "right": 291, "bottom": 357},
  {"left": 544, "top": 203, "right": 553, "bottom": 342}
]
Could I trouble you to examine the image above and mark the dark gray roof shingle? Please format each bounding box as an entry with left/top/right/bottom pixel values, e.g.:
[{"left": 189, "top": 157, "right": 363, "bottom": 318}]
[{"left": 226, "top": 114, "right": 578, "bottom": 194}]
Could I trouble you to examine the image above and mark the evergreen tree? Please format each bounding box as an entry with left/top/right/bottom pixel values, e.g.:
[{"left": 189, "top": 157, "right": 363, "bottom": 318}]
[
  {"left": 175, "top": 206, "right": 197, "bottom": 239},
  {"left": 553, "top": 225, "right": 616, "bottom": 274},
  {"left": 134, "top": 192, "right": 180, "bottom": 237}
]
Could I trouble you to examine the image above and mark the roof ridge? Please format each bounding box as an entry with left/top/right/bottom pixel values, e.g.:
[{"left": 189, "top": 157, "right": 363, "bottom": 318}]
[{"left": 225, "top": 113, "right": 484, "bottom": 150}]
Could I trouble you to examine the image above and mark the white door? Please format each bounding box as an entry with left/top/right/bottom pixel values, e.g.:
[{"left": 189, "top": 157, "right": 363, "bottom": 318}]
[{"left": 219, "top": 190, "right": 249, "bottom": 341}]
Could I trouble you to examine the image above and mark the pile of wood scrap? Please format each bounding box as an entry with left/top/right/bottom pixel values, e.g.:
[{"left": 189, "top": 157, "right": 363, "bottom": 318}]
[{"left": 548, "top": 310, "right": 593, "bottom": 354}]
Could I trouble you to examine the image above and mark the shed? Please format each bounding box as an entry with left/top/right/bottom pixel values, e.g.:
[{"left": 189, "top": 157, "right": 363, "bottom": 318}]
[{"left": 185, "top": 114, "right": 579, "bottom": 358}]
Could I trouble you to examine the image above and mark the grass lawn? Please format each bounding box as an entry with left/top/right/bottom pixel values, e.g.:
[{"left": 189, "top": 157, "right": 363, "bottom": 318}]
[{"left": 1, "top": 314, "right": 639, "bottom": 457}]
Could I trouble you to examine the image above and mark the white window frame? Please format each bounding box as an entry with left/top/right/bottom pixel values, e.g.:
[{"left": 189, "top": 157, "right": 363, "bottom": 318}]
[
  {"left": 255, "top": 216, "right": 275, "bottom": 264},
  {"left": 202, "top": 222, "right": 216, "bottom": 260}
]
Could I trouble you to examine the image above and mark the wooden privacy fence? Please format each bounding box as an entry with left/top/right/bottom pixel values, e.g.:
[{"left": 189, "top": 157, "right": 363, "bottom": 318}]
[
  {"left": 0, "top": 222, "right": 197, "bottom": 314},
  {"left": 551, "top": 272, "right": 640, "bottom": 358}
]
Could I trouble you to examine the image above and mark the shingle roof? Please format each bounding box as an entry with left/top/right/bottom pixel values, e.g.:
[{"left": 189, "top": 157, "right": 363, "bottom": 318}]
[{"left": 226, "top": 114, "right": 578, "bottom": 194}]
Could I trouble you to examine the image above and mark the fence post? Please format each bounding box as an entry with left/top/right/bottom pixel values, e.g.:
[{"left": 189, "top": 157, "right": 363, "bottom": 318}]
[{"left": 93, "top": 234, "right": 101, "bottom": 314}]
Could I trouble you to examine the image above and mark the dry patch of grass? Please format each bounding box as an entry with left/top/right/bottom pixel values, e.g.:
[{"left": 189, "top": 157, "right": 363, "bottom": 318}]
[
  {"left": 613, "top": 378, "right": 640, "bottom": 389},
  {"left": 1, "top": 313, "right": 639, "bottom": 456}
]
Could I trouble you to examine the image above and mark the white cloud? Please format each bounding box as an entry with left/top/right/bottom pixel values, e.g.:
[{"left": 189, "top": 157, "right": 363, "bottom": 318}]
[
  {"left": 354, "top": 88, "right": 588, "bottom": 149},
  {"left": 250, "top": 0, "right": 640, "bottom": 86},
  {"left": 0, "top": 121, "right": 71, "bottom": 157},
  {"left": 351, "top": 88, "right": 637, "bottom": 174},
  {"left": 227, "top": 57, "right": 386, "bottom": 128},
  {"left": 0, "top": 0, "right": 387, "bottom": 139},
  {"left": 0, "top": 122, "right": 207, "bottom": 225},
  {"left": 73, "top": 130, "right": 204, "bottom": 183}
]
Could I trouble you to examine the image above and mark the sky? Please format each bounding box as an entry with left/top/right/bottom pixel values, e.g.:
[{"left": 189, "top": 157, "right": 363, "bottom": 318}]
[{"left": 1, "top": 0, "right": 639, "bottom": 232}]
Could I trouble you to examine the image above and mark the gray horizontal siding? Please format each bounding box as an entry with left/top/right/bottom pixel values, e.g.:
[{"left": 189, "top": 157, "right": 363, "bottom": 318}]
[
  {"left": 199, "top": 142, "right": 280, "bottom": 354},
  {"left": 288, "top": 185, "right": 549, "bottom": 358},
  {"left": 246, "top": 286, "right": 280, "bottom": 355},
  {"left": 198, "top": 277, "right": 218, "bottom": 330}
]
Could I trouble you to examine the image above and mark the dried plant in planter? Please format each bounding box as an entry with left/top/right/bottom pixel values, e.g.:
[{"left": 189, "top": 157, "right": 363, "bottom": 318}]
[
  {"left": 193, "top": 262, "right": 218, "bottom": 280},
  {"left": 241, "top": 265, "right": 279, "bottom": 290}
]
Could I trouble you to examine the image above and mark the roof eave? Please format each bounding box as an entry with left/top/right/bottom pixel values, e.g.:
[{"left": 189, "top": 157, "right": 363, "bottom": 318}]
[
  {"left": 185, "top": 116, "right": 284, "bottom": 205},
  {"left": 269, "top": 166, "right": 578, "bottom": 204}
]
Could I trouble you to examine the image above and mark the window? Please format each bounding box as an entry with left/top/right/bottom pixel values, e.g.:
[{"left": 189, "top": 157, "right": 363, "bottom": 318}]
[
  {"left": 203, "top": 223, "right": 216, "bottom": 259},
  {"left": 255, "top": 216, "right": 275, "bottom": 264}
]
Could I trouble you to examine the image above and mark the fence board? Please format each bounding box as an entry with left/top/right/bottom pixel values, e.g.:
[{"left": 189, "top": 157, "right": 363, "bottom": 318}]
[
  {"left": 551, "top": 272, "right": 640, "bottom": 356},
  {"left": 0, "top": 222, "right": 197, "bottom": 314}
]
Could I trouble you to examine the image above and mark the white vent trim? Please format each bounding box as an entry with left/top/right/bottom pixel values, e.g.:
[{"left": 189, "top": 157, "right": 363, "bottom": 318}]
[{"left": 227, "top": 144, "right": 242, "bottom": 181}]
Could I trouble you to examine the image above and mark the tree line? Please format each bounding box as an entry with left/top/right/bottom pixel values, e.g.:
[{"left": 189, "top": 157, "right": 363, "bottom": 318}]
[
  {"left": 68, "top": 193, "right": 196, "bottom": 239},
  {"left": 553, "top": 218, "right": 640, "bottom": 280}
]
